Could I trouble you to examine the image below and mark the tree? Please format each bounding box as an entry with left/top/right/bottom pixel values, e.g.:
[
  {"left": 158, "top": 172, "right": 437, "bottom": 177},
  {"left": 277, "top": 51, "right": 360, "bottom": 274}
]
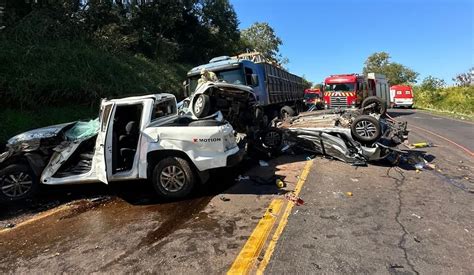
[
  {"left": 363, "top": 52, "right": 419, "bottom": 85},
  {"left": 420, "top": 75, "right": 446, "bottom": 91},
  {"left": 301, "top": 75, "right": 312, "bottom": 89},
  {"left": 452, "top": 67, "right": 473, "bottom": 87},
  {"left": 240, "top": 22, "right": 287, "bottom": 65}
]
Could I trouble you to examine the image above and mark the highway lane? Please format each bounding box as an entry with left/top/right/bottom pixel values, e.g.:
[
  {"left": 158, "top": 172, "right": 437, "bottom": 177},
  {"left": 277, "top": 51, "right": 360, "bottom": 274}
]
[
  {"left": 264, "top": 110, "right": 474, "bottom": 274},
  {"left": 389, "top": 109, "right": 474, "bottom": 154}
]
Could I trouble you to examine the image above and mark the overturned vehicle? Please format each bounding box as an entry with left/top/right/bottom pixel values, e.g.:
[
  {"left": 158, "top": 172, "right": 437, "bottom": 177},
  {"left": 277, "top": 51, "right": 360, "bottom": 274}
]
[
  {"left": 0, "top": 94, "right": 243, "bottom": 203},
  {"left": 258, "top": 97, "right": 409, "bottom": 165}
]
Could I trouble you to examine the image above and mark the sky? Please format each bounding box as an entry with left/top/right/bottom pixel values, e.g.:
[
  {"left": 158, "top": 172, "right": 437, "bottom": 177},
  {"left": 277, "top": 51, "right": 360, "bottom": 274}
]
[{"left": 231, "top": 0, "right": 473, "bottom": 84}]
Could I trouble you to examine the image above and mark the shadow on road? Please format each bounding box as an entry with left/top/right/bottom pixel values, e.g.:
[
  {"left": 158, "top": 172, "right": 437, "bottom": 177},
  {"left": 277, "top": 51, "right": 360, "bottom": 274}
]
[{"left": 387, "top": 109, "right": 416, "bottom": 118}]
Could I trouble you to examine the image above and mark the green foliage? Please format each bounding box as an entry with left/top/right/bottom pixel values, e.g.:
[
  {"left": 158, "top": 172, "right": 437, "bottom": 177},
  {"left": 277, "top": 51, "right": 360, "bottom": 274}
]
[
  {"left": 419, "top": 75, "right": 446, "bottom": 91},
  {"left": 0, "top": 105, "right": 97, "bottom": 144},
  {"left": 452, "top": 67, "right": 473, "bottom": 87},
  {"left": 240, "top": 22, "right": 287, "bottom": 65},
  {"left": 0, "top": 34, "right": 189, "bottom": 109},
  {"left": 363, "top": 52, "right": 419, "bottom": 85},
  {"left": 414, "top": 86, "right": 474, "bottom": 116},
  {"left": 301, "top": 76, "right": 313, "bottom": 89}
]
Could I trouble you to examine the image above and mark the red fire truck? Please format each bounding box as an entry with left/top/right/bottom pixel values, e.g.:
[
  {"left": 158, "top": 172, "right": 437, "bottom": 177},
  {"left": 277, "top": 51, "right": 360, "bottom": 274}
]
[
  {"left": 323, "top": 73, "right": 390, "bottom": 109},
  {"left": 303, "top": 86, "right": 324, "bottom": 110}
]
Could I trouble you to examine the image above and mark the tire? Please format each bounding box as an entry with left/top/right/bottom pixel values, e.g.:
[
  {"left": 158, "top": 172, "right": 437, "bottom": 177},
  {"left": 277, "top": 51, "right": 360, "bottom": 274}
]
[
  {"left": 0, "top": 164, "right": 39, "bottom": 203},
  {"left": 280, "top": 106, "right": 295, "bottom": 119},
  {"left": 350, "top": 115, "right": 382, "bottom": 143},
  {"left": 361, "top": 96, "right": 387, "bottom": 116},
  {"left": 152, "top": 157, "right": 195, "bottom": 199},
  {"left": 193, "top": 94, "right": 211, "bottom": 118}
]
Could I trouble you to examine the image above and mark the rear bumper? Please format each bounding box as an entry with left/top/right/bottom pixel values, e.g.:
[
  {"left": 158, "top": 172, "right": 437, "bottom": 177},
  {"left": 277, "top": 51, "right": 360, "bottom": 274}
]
[
  {"left": 226, "top": 147, "right": 245, "bottom": 167},
  {"left": 394, "top": 102, "right": 413, "bottom": 107}
]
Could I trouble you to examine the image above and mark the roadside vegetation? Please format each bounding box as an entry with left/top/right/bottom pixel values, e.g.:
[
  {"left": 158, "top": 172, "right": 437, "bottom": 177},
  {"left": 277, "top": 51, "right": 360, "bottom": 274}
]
[
  {"left": 413, "top": 76, "right": 474, "bottom": 119},
  {"left": 0, "top": 0, "right": 289, "bottom": 145},
  {"left": 363, "top": 53, "right": 473, "bottom": 117}
]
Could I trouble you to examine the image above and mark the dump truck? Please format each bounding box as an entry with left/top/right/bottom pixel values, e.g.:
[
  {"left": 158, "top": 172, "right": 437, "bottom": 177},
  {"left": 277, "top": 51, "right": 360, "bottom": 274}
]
[{"left": 184, "top": 52, "right": 305, "bottom": 130}]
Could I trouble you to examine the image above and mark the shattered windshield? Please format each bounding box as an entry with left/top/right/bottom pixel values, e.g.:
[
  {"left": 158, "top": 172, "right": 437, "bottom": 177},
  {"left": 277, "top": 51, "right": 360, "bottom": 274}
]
[
  {"left": 324, "top": 83, "right": 355, "bottom": 91},
  {"left": 188, "top": 68, "right": 245, "bottom": 93}
]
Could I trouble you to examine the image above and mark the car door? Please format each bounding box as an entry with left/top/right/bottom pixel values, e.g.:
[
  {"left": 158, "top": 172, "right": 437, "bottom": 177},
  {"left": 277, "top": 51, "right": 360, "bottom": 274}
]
[{"left": 93, "top": 101, "right": 116, "bottom": 184}]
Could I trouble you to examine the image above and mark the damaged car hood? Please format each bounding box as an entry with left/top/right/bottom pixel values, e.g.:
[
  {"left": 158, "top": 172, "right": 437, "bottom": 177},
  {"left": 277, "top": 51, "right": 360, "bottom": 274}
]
[
  {"left": 7, "top": 122, "right": 75, "bottom": 145},
  {"left": 193, "top": 81, "right": 255, "bottom": 96}
]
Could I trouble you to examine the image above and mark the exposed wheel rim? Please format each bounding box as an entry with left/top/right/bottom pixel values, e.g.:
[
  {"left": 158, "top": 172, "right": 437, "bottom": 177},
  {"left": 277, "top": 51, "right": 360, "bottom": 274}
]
[
  {"left": 194, "top": 97, "right": 204, "bottom": 114},
  {"left": 1, "top": 172, "right": 33, "bottom": 198},
  {"left": 264, "top": 131, "right": 281, "bottom": 148},
  {"left": 355, "top": 120, "right": 377, "bottom": 138},
  {"left": 159, "top": 165, "right": 186, "bottom": 192}
]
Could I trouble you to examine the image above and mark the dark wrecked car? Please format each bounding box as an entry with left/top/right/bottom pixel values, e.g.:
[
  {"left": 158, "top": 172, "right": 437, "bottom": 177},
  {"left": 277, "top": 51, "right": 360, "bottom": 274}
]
[
  {"left": 0, "top": 94, "right": 242, "bottom": 203},
  {"left": 258, "top": 97, "right": 409, "bottom": 165}
]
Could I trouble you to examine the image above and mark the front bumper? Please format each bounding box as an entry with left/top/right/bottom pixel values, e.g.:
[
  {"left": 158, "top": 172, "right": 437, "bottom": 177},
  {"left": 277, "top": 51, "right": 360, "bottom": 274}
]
[{"left": 226, "top": 147, "right": 245, "bottom": 167}]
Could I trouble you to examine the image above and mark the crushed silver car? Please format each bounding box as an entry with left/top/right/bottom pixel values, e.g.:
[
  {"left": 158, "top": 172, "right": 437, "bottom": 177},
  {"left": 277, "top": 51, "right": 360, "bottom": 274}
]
[{"left": 258, "top": 97, "right": 408, "bottom": 165}]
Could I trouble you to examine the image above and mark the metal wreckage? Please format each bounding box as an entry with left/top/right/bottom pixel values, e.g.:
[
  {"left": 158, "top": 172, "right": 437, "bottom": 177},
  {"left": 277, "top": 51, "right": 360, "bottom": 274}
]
[
  {"left": 0, "top": 81, "right": 409, "bottom": 203},
  {"left": 183, "top": 81, "right": 409, "bottom": 165}
]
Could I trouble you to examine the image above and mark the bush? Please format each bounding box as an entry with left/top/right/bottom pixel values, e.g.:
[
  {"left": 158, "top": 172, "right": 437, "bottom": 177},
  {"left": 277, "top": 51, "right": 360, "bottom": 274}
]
[{"left": 414, "top": 86, "right": 474, "bottom": 115}]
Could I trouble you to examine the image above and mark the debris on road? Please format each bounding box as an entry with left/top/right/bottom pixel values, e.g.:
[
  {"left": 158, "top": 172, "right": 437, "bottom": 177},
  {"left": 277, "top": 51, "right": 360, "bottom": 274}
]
[
  {"left": 389, "top": 264, "right": 404, "bottom": 269},
  {"left": 285, "top": 193, "right": 305, "bottom": 206},
  {"left": 407, "top": 142, "right": 433, "bottom": 149},
  {"left": 411, "top": 213, "right": 422, "bottom": 219},
  {"left": 350, "top": 178, "right": 359, "bottom": 182},
  {"left": 4, "top": 223, "right": 15, "bottom": 229},
  {"left": 345, "top": 192, "right": 353, "bottom": 197},
  {"left": 235, "top": 175, "right": 250, "bottom": 181},
  {"left": 276, "top": 178, "right": 286, "bottom": 188},
  {"left": 219, "top": 196, "right": 230, "bottom": 202}
]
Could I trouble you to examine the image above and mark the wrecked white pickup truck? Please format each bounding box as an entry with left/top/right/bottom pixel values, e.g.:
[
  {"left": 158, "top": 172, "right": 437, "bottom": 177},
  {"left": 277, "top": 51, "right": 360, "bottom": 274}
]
[{"left": 0, "top": 94, "right": 243, "bottom": 202}]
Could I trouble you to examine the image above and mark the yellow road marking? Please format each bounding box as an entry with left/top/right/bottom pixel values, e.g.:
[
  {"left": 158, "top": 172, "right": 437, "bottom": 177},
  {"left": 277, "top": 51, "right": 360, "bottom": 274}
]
[
  {"left": 257, "top": 160, "right": 313, "bottom": 274},
  {"left": 227, "top": 160, "right": 314, "bottom": 274},
  {"left": 227, "top": 199, "right": 284, "bottom": 274}
]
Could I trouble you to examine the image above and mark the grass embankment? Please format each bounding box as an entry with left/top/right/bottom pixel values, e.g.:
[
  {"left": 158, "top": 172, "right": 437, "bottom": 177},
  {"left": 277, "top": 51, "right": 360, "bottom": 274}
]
[
  {"left": 414, "top": 86, "right": 474, "bottom": 119},
  {"left": 0, "top": 12, "right": 190, "bottom": 145}
]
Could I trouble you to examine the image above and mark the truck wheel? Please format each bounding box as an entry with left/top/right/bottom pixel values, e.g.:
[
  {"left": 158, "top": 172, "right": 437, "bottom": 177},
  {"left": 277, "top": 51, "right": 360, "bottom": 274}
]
[
  {"left": 152, "top": 157, "right": 195, "bottom": 199},
  {"left": 350, "top": 115, "right": 382, "bottom": 143},
  {"left": 193, "top": 94, "right": 211, "bottom": 118},
  {"left": 0, "top": 164, "right": 39, "bottom": 203},
  {"left": 361, "top": 96, "right": 387, "bottom": 116},
  {"left": 280, "top": 106, "right": 295, "bottom": 119}
]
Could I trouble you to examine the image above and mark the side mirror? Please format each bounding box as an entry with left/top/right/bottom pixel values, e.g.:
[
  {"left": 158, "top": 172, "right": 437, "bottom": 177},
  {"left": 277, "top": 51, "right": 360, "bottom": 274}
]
[{"left": 251, "top": 74, "right": 259, "bottom": 86}]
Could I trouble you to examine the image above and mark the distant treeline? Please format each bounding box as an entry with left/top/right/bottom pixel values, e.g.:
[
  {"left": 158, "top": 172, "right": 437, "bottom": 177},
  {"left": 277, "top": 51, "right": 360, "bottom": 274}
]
[{"left": 0, "top": 0, "right": 244, "bottom": 109}]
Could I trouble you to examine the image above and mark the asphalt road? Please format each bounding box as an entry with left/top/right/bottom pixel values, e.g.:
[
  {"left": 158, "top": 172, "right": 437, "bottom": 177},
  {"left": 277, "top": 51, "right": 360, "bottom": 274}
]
[
  {"left": 0, "top": 109, "right": 473, "bottom": 274},
  {"left": 266, "top": 109, "right": 474, "bottom": 274}
]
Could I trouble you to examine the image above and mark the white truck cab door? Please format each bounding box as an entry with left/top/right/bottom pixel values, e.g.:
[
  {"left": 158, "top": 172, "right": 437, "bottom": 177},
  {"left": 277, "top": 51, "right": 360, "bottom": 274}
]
[{"left": 93, "top": 101, "right": 116, "bottom": 184}]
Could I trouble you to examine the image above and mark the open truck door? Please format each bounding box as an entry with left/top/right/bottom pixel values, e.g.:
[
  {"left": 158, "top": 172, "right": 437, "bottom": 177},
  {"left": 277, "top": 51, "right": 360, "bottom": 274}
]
[{"left": 93, "top": 101, "right": 116, "bottom": 184}]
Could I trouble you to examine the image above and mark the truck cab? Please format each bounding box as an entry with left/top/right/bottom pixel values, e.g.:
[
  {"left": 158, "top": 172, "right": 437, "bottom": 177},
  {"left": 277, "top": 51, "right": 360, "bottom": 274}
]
[{"left": 323, "top": 73, "right": 390, "bottom": 109}]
